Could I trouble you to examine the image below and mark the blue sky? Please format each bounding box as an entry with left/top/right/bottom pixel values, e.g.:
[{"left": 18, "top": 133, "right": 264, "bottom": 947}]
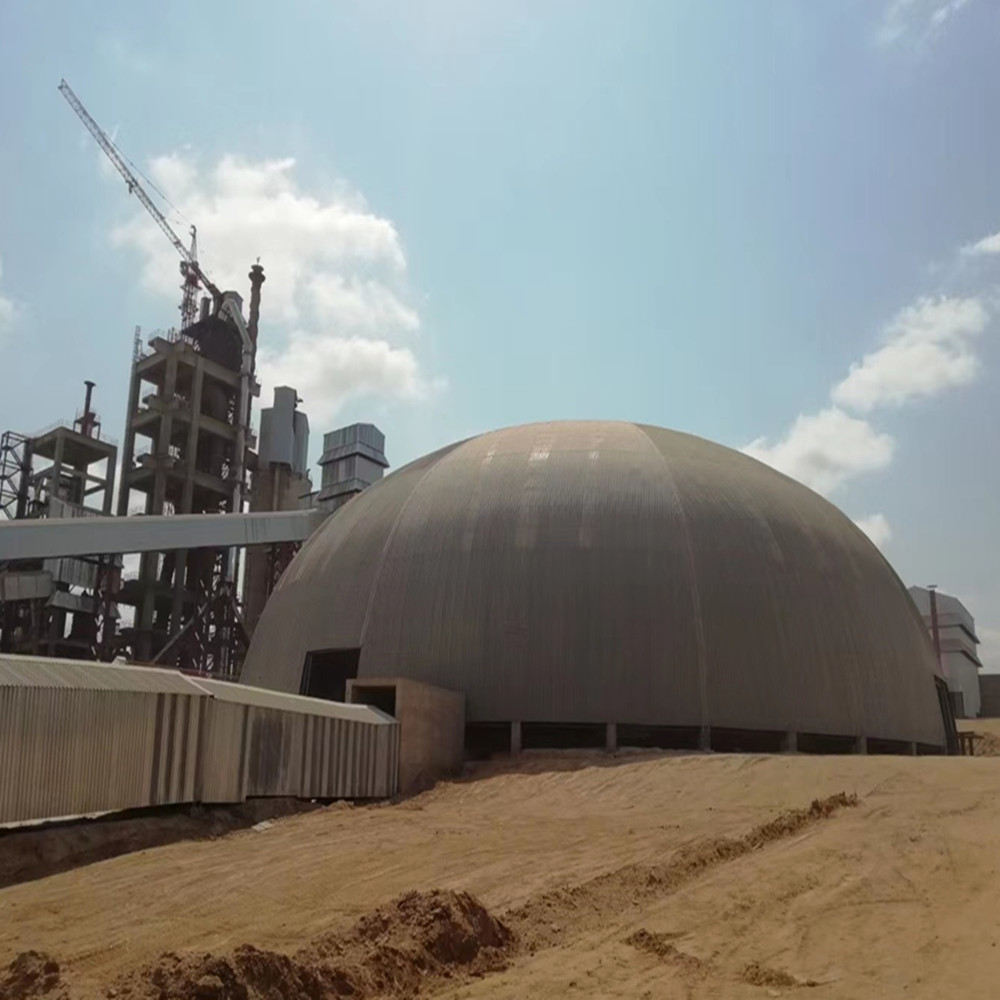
[{"left": 1, "top": 0, "right": 998, "bottom": 664}]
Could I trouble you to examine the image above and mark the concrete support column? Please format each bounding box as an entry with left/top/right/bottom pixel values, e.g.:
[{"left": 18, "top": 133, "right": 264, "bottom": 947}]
[
  {"left": 117, "top": 360, "right": 142, "bottom": 516},
  {"left": 698, "top": 726, "right": 711, "bottom": 751},
  {"left": 102, "top": 452, "right": 116, "bottom": 515},
  {"left": 152, "top": 355, "right": 179, "bottom": 514},
  {"left": 781, "top": 731, "right": 798, "bottom": 753},
  {"left": 854, "top": 736, "right": 868, "bottom": 755},
  {"left": 50, "top": 433, "right": 65, "bottom": 509},
  {"left": 170, "top": 359, "right": 205, "bottom": 635},
  {"left": 606, "top": 722, "right": 617, "bottom": 753},
  {"left": 71, "top": 460, "right": 87, "bottom": 507},
  {"left": 510, "top": 721, "right": 522, "bottom": 755},
  {"left": 907, "top": 741, "right": 918, "bottom": 756}
]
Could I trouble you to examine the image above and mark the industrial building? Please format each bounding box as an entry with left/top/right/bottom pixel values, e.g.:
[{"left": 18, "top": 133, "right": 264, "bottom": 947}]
[
  {"left": 115, "top": 277, "right": 263, "bottom": 674},
  {"left": 908, "top": 586, "right": 982, "bottom": 718},
  {"left": 0, "top": 383, "right": 120, "bottom": 659},
  {"left": 242, "top": 420, "right": 952, "bottom": 755},
  {"left": 242, "top": 386, "right": 313, "bottom": 638}
]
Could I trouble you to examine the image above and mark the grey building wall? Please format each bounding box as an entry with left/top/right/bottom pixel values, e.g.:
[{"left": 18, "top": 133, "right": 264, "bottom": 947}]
[
  {"left": 978, "top": 675, "right": 1000, "bottom": 718},
  {"left": 259, "top": 386, "right": 309, "bottom": 476},
  {"left": 242, "top": 421, "right": 947, "bottom": 749}
]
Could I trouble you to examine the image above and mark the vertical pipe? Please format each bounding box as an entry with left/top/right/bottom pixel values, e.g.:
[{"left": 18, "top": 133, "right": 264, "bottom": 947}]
[
  {"left": 929, "top": 586, "right": 943, "bottom": 670},
  {"left": 83, "top": 380, "right": 95, "bottom": 426}
]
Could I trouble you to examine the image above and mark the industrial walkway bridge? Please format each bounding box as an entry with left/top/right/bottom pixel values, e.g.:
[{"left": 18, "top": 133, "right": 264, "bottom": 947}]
[{"left": 0, "top": 509, "right": 326, "bottom": 562}]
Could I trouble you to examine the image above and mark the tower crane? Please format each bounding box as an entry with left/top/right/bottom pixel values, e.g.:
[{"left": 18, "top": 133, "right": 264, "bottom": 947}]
[{"left": 58, "top": 79, "right": 220, "bottom": 329}]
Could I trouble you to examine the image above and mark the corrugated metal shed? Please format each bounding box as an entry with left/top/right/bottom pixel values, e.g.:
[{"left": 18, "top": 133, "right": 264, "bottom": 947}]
[
  {"left": 0, "top": 655, "right": 398, "bottom": 827},
  {"left": 0, "top": 655, "right": 205, "bottom": 693},
  {"left": 243, "top": 420, "right": 948, "bottom": 750}
]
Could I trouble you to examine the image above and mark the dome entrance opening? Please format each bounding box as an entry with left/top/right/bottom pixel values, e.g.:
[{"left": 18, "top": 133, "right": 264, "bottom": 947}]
[{"left": 300, "top": 647, "right": 360, "bottom": 703}]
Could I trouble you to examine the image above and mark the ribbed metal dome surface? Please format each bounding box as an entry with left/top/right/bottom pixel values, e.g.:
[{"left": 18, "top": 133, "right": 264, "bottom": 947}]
[{"left": 242, "top": 421, "right": 946, "bottom": 747}]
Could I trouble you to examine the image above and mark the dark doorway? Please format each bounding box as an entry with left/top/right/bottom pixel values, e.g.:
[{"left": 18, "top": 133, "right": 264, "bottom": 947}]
[
  {"left": 300, "top": 648, "right": 361, "bottom": 702},
  {"left": 350, "top": 684, "right": 397, "bottom": 718}
]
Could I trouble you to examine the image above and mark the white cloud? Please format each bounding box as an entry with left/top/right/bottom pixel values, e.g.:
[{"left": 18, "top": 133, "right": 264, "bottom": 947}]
[
  {"left": 108, "top": 153, "right": 440, "bottom": 425},
  {"left": 307, "top": 274, "right": 421, "bottom": 334},
  {"left": 831, "top": 296, "right": 988, "bottom": 412},
  {"left": 854, "top": 513, "right": 892, "bottom": 549},
  {"left": 876, "top": 0, "right": 974, "bottom": 47},
  {"left": 744, "top": 407, "right": 895, "bottom": 496},
  {"left": 930, "top": 0, "right": 973, "bottom": 28},
  {"left": 0, "top": 257, "right": 19, "bottom": 340},
  {"left": 745, "top": 294, "right": 989, "bottom": 498},
  {"left": 961, "top": 230, "right": 1000, "bottom": 257},
  {"left": 258, "top": 333, "right": 441, "bottom": 426}
]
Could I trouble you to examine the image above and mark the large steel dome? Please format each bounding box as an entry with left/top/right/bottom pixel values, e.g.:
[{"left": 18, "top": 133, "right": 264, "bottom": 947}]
[{"left": 242, "top": 421, "right": 947, "bottom": 751}]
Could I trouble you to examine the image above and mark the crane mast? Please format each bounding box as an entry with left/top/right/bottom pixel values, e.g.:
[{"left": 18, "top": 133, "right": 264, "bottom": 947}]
[{"left": 58, "top": 79, "right": 220, "bottom": 328}]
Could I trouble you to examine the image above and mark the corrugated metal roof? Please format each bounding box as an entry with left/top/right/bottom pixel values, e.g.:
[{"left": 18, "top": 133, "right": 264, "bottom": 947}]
[
  {"left": 194, "top": 677, "right": 394, "bottom": 724},
  {"left": 0, "top": 655, "right": 206, "bottom": 694},
  {"left": 243, "top": 419, "right": 947, "bottom": 748}
]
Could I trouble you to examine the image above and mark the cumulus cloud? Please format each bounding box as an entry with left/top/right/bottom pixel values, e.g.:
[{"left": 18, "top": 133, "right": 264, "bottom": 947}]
[
  {"left": 258, "top": 333, "right": 441, "bottom": 419},
  {"left": 961, "top": 230, "right": 1000, "bottom": 257},
  {"left": 831, "top": 296, "right": 988, "bottom": 412},
  {"left": 109, "top": 153, "right": 439, "bottom": 424},
  {"left": 0, "top": 257, "right": 19, "bottom": 341},
  {"left": 746, "top": 288, "right": 991, "bottom": 500},
  {"left": 744, "top": 407, "right": 894, "bottom": 496},
  {"left": 875, "top": 0, "right": 974, "bottom": 47},
  {"left": 854, "top": 513, "right": 892, "bottom": 549}
]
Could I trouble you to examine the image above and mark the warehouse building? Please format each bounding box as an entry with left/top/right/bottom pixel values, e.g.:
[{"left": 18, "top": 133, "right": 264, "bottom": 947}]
[
  {"left": 908, "top": 586, "right": 982, "bottom": 718},
  {"left": 242, "top": 420, "right": 951, "bottom": 755}
]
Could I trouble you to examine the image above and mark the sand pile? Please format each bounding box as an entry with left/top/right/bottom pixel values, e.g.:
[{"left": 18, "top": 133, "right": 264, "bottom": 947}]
[
  {"left": 625, "top": 930, "right": 708, "bottom": 977},
  {"left": 508, "top": 792, "right": 857, "bottom": 949},
  {"left": 741, "top": 960, "right": 819, "bottom": 989},
  {"left": 0, "top": 952, "right": 67, "bottom": 1000},
  {"left": 111, "top": 890, "right": 512, "bottom": 1000}
]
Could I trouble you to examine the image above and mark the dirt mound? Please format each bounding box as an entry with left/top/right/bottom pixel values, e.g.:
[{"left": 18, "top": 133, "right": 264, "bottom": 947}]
[
  {"left": 624, "top": 930, "right": 707, "bottom": 977},
  {"left": 741, "top": 960, "right": 819, "bottom": 989},
  {"left": 509, "top": 793, "right": 857, "bottom": 948},
  {"left": 0, "top": 952, "right": 66, "bottom": 1000},
  {"left": 112, "top": 890, "right": 513, "bottom": 1000}
]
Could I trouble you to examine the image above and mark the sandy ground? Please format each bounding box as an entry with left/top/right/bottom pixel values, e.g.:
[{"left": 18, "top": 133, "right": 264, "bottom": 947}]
[{"left": 3, "top": 749, "right": 1000, "bottom": 999}]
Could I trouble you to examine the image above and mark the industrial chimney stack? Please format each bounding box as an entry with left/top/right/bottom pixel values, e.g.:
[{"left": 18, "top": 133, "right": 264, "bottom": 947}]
[{"left": 248, "top": 263, "right": 265, "bottom": 355}]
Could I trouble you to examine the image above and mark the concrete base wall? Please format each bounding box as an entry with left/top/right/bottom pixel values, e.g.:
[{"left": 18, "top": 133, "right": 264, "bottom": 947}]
[{"left": 347, "top": 677, "right": 465, "bottom": 794}]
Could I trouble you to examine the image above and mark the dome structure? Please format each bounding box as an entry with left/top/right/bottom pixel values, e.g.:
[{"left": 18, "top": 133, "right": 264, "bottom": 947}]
[{"left": 242, "top": 421, "right": 948, "bottom": 752}]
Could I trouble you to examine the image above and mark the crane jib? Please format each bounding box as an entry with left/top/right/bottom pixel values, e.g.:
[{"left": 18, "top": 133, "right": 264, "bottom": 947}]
[{"left": 57, "top": 78, "right": 219, "bottom": 326}]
